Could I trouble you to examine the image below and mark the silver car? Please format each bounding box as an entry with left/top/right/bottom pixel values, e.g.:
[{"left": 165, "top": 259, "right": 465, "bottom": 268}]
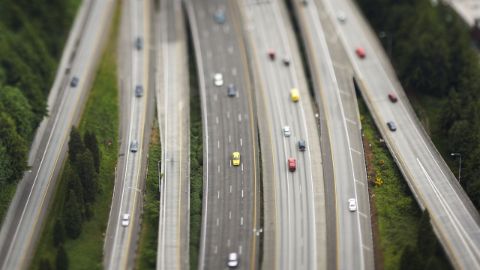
[
  {"left": 214, "top": 73, "right": 224, "bottom": 86},
  {"left": 121, "top": 214, "right": 130, "bottom": 227},
  {"left": 282, "top": 126, "right": 291, "bottom": 137},
  {"left": 130, "top": 140, "right": 139, "bottom": 153},
  {"left": 348, "top": 198, "right": 357, "bottom": 212}
]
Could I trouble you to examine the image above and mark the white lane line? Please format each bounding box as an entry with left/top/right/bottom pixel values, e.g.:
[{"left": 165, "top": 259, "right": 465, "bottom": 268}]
[
  {"left": 340, "top": 90, "right": 351, "bottom": 96},
  {"left": 230, "top": 185, "right": 232, "bottom": 193},
  {"left": 358, "top": 211, "right": 367, "bottom": 219},
  {"left": 345, "top": 118, "right": 356, "bottom": 125},
  {"left": 214, "top": 245, "right": 218, "bottom": 254},
  {"left": 240, "top": 216, "right": 244, "bottom": 226},
  {"left": 238, "top": 114, "right": 242, "bottom": 122},
  {"left": 232, "top": 67, "right": 237, "bottom": 76},
  {"left": 217, "top": 218, "right": 220, "bottom": 226},
  {"left": 227, "top": 111, "right": 230, "bottom": 118},
  {"left": 239, "top": 245, "right": 243, "bottom": 255},
  {"left": 214, "top": 94, "right": 218, "bottom": 101},
  {"left": 228, "top": 45, "right": 234, "bottom": 53},
  {"left": 216, "top": 116, "right": 219, "bottom": 124},
  {"left": 355, "top": 179, "right": 365, "bottom": 186},
  {"left": 240, "top": 138, "right": 243, "bottom": 147},
  {"left": 229, "top": 135, "right": 231, "bottom": 142},
  {"left": 229, "top": 211, "right": 232, "bottom": 220},
  {"left": 350, "top": 148, "right": 362, "bottom": 155},
  {"left": 218, "top": 165, "right": 220, "bottom": 173},
  {"left": 241, "top": 189, "right": 244, "bottom": 199},
  {"left": 227, "top": 239, "right": 231, "bottom": 247},
  {"left": 217, "top": 191, "right": 220, "bottom": 199},
  {"left": 363, "top": 245, "right": 372, "bottom": 252},
  {"left": 241, "top": 163, "right": 244, "bottom": 172},
  {"left": 218, "top": 140, "right": 220, "bottom": 149}
]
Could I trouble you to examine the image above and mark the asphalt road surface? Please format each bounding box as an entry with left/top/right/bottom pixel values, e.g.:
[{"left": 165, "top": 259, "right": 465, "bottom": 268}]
[
  {"left": 155, "top": 0, "right": 190, "bottom": 269},
  {"left": 186, "top": 0, "right": 260, "bottom": 269},
  {"left": 103, "top": 0, "right": 154, "bottom": 269},
  {"left": 241, "top": 0, "right": 326, "bottom": 269},
  {"left": 321, "top": 0, "right": 480, "bottom": 268},
  {"left": 292, "top": 0, "right": 375, "bottom": 269},
  {"left": 0, "top": 1, "right": 115, "bottom": 269}
]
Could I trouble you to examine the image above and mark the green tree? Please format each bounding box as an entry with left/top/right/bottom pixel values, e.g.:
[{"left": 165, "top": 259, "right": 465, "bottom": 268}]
[
  {"left": 75, "top": 150, "right": 97, "bottom": 203},
  {"left": 68, "top": 127, "right": 84, "bottom": 163},
  {"left": 55, "top": 245, "right": 69, "bottom": 270},
  {"left": 52, "top": 219, "right": 65, "bottom": 247},
  {"left": 0, "top": 85, "right": 34, "bottom": 140},
  {"left": 399, "top": 245, "right": 423, "bottom": 270},
  {"left": 84, "top": 131, "right": 100, "bottom": 173},
  {"left": 417, "top": 211, "right": 438, "bottom": 258},
  {"left": 63, "top": 190, "right": 82, "bottom": 239},
  {"left": 38, "top": 258, "right": 52, "bottom": 270},
  {"left": 0, "top": 112, "right": 27, "bottom": 182}
]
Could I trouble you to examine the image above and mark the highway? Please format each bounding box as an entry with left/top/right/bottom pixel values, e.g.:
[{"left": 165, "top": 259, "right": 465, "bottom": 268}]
[
  {"left": 103, "top": 0, "right": 154, "bottom": 269},
  {"left": 321, "top": 0, "right": 480, "bottom": 268},
  {"left": 240, "top": 0, "right": 325, "bottom": 269},
  {"left": 155, "top": 0, "right": 190, "bottom": 269},
  {"left": 186, "top": 0, "right": 260, "bottom": 269},
  {"left": 443, "top": 0, "right": 480, "bottom": 27},
  {"left": 291, "top": 0, "right": 375, "bottom": 269},
  {"left": 0, "top": 0, "right": 115, "bottom": 269}
]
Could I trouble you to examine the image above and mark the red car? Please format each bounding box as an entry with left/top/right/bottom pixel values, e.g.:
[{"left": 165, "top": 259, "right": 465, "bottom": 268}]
[
  {"left": 388, "top": 93, "right": 398, "bottom": 103},
  {"left": 267, "top": 49, "right": 276, "bottom": 60},
  {"left": 355, "top": 47, "right": 366, "bottom": 58},
  {"left": 288, "top": 158, "right": 296, "bottom": 172}
]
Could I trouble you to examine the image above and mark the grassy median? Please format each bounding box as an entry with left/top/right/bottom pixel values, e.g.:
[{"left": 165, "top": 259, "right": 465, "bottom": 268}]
[
  {"left": 30, "top": 1, "right": 121, "bottom": 269},
  {"left": 135, "top": 118, "right": 161, "bottom": 270}
]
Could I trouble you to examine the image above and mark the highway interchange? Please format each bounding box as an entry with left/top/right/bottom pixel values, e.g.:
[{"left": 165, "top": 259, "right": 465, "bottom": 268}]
[{"left": 1, "top": 0, "right": 480, "bottom": 269}]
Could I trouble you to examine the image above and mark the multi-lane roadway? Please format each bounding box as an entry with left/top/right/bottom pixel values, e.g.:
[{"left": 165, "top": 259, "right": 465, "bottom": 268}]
[
  {"left": 321, "top": 0, "right": 480, "bottom": 268},
  {"left": 186, "top": 0, "right": 260, "bottom": 268},
  {"left": 0, "top": 1, "right": 115, "bottom": 269},
  {"left": 103, "top": 0, "right": 154, "bottom": 268},
  {"left": 292, "top": 0, "right": 375, "bottom": 269},
  {"left": 241, "top": 0, "right": 326, "bottom": 269}
]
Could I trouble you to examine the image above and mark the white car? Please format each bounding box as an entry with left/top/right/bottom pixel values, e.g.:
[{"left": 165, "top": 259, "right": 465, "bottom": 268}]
[
  {"left": 337, "top": 11, "right": 347, "bottom": 23},
  {"left": 282, "top": 126, "right": 291, "bottom": 137},
  {"left": 227, "top": 252, "right": 239, "bottom": 268},
  {"left": 348, "top": 198, "right": 357, "bottom": 212},
  {"left": 214, "top": 73, "right": 224, "bottom": 86},
  {"left": 121, "top": 214, "right": 130, "bottom": 226}
]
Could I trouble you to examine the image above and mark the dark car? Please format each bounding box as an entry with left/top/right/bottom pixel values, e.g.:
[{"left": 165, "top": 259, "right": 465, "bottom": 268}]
[
  {"left": 213, "top": 9, "right": 226, "bottom": 24},
  {"left": 267, "top": 49, "right": 276, "bottom": 60},
  {"left": 388, "top": 93, "right": 398, "bottom": 103},
  {"left": 387, "top": 121, "right": 397, "bottom": 131},
  {"left": 135, "top": 37, "right": 143, "bottom": 50},
  {"left": 227, "top": 84, "right": 237, "bottom": 97},
  {"left": 135, "top": 85, "right": 143, "bottom": 97},
  {"left": 70, "top": 76, "right": 79, "bottom": 87},
  {"left": 298, "top": 140, "right": 306, "bottom": 151}
]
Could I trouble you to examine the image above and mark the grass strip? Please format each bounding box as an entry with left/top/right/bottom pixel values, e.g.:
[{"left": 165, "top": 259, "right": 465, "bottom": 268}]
[
  {"left": 135, "top": 118, "right": 161, "bottom": 270},
  {"left": 358, "top": 96, "right": 421, "bottom": 269},
  {"left": 30, "top": 1, "right": 121, "bottom": 269}
]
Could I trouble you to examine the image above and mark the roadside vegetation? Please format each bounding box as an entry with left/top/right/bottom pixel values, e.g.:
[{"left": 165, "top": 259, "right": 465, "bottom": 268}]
[
  {"left": 0, "top": 0, "right": 81, "bottom": 223},
  {"left": 359, "top": 97, "right": 452, "bottom": 270},
  {"left": 186, "top": 19, "right": 204, "bottom": 269},
  {"left": 356, "top": 0, "right": 480, "bottom": 209},
  {"left": 136, "top": 118, "right": 161, "bottom": 269},
  {"left": 31, "top": 2, "right": 120, "bottom": 269}
]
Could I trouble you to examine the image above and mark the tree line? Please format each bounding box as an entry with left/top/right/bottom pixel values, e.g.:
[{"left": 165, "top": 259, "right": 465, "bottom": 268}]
[
  {"left": 38, "top": 127, "right": 100, "bottom": 270},
  {"left": 356, "top": 0, "right": 480, "bottom": 208},
  {"left": 0, "top": 0, "right": 75, "bottom": 186}
]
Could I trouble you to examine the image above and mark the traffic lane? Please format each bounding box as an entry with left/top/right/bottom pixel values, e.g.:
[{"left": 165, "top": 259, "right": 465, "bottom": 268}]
[{"left": 253, "top": 3, "right": 315, "bottom": 269}]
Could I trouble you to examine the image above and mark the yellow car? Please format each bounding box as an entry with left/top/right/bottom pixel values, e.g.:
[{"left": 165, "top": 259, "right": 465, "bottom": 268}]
[
  {"left": 290, "top": 88, "right": 300, "bottom": 102},
  {"left": 232, "top": 152, "right": 241, "bottom": 166}
]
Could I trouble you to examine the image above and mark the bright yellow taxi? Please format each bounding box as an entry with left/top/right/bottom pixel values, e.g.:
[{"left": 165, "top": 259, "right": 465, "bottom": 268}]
[{"left": 232, "top": 152, "right": 241, "bottom": 166}]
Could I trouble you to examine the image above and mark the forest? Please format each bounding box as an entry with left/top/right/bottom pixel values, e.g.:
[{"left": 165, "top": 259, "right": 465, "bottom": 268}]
[
  {"left": 0, "top": 0, "right": 77, "bottom": 185},
  {"left": 356, "top": 0, "right": 480, "bottom": 209}
]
